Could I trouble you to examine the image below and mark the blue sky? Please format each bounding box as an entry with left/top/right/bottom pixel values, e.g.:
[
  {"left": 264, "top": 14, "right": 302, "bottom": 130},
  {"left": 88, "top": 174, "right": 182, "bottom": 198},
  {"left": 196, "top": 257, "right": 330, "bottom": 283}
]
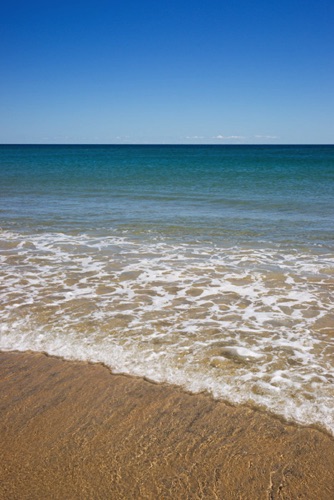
[{"left": 1, "top": 0, "right": 333, "bottom": 144}]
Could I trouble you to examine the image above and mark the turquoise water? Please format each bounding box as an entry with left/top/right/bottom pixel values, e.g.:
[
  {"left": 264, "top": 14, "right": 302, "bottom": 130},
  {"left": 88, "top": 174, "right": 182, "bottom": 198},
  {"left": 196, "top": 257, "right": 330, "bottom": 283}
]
[
  {"left": 1, "top": 145, "right": 334, "bottom": 433},
  {"left": 1, "top": 145, "right": 333, "bottom": 242}
]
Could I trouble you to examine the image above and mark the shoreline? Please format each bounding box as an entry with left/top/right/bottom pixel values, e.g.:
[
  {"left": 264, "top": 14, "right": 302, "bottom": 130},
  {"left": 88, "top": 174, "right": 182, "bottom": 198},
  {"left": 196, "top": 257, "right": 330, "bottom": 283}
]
[{"left": 1, "top": 350, "right": 334, "bottom": 499}]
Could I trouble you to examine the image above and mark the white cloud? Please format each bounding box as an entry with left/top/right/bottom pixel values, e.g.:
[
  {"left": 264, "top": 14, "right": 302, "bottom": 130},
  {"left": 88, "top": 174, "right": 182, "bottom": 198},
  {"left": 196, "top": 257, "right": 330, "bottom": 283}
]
[
  {"left": 254, "top": 135, "right": 279, "bottom": 139},
  {"left": 185, "top": 135, "right": 205, "bottom": 139},
  {"left": 212, "top": 135, "right": 245, "bottom": 140}
]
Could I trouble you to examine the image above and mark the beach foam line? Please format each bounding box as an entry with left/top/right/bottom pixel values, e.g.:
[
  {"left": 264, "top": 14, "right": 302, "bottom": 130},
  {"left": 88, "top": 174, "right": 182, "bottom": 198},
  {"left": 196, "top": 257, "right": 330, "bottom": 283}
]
[
  {"left": 1, "top": 229, "right": 334, "bottom": 435},
  {"left": 1, "top": 350, "right": 334, "bottom": 499}
]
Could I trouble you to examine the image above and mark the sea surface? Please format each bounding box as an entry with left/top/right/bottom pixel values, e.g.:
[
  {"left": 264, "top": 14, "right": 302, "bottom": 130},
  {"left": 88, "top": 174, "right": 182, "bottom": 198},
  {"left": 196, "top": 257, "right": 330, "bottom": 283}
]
[{"left": 1, "top": 145, "right": 334, "bottom": 433}]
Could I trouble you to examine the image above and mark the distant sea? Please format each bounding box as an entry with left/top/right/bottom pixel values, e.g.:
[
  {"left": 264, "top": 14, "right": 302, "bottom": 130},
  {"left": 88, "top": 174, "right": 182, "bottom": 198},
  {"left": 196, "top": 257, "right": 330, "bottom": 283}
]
[{"left": 1, "top": 145, "right": 333, "bottom": 433}]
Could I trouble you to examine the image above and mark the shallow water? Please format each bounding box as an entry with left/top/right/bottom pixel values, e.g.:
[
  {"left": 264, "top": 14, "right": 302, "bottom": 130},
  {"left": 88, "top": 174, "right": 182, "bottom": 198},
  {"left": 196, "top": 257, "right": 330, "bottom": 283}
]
[{"left": 1, "top": 145, "right": 334, "bottom": 433}]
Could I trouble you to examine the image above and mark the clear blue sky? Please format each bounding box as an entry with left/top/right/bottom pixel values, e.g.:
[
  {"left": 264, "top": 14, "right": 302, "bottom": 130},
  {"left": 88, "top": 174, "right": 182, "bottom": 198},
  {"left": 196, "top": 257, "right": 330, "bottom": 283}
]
[{"left": 1, "top": 0, "right": 333, "bottom": 144}]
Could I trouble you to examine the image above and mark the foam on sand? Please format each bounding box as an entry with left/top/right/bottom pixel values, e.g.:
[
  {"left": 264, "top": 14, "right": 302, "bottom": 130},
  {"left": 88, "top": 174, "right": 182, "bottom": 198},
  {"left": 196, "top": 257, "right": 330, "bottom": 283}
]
[{"left": 1, "top": 229, "right": 334, "bottom": 434}]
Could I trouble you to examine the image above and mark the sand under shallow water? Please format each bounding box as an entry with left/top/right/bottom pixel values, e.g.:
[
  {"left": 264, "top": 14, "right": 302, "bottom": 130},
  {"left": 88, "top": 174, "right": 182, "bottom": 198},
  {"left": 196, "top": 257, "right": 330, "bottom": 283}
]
[{"left": 1, "top": 351, "right": 334, "bottom": 499}]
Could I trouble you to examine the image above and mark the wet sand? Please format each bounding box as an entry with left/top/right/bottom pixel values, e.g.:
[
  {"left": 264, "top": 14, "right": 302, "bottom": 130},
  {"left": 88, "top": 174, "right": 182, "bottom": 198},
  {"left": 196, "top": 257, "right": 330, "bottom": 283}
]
[{"left": 1, "top": 351, "right": 334, "bottom": 499}]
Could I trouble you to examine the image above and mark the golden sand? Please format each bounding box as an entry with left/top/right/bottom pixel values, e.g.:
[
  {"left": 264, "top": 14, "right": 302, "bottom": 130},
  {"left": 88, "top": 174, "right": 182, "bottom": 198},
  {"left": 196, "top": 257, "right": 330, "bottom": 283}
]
[{"left": 1, "top": 351, "right": 334, "bottom": 499}]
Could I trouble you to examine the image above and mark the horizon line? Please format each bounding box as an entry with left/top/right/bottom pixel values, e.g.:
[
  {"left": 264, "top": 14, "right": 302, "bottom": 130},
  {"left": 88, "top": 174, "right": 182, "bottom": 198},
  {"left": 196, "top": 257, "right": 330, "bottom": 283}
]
[{"left": 1, "top": 143, "right": 333, "bottom": 147}]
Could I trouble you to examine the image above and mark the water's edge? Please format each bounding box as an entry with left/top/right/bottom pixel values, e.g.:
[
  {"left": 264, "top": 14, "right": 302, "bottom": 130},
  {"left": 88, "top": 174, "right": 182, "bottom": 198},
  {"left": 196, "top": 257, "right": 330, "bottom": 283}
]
[{"left": 2, "top": 347, "right": 333, "bottom": 440}]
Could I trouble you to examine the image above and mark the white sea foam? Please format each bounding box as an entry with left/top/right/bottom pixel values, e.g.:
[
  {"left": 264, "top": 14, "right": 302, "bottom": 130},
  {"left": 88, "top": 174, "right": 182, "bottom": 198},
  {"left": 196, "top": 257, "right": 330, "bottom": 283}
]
[{"left": 1, "top": 229, "right": 334, "bottom": 434}]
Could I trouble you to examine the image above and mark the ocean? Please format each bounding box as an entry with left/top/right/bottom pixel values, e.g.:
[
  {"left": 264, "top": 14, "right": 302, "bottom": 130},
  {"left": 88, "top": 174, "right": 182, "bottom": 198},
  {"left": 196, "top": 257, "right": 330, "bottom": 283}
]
[{"left": 1, "top": 145, "right": 333, "bottom": 434}]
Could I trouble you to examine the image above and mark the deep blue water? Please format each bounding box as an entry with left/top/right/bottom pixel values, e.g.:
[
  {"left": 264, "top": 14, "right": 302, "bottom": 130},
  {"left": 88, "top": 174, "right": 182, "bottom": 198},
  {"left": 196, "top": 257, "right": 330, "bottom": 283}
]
[{"left": 1, "top": 145, "right": 333, "bottom": 246}]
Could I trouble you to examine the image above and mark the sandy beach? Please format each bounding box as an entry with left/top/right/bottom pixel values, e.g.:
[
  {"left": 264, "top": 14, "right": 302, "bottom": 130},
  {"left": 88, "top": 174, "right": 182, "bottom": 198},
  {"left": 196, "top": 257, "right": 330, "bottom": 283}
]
[{"left": 0, "top": 351, "right": 333, "bottom": 499}]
